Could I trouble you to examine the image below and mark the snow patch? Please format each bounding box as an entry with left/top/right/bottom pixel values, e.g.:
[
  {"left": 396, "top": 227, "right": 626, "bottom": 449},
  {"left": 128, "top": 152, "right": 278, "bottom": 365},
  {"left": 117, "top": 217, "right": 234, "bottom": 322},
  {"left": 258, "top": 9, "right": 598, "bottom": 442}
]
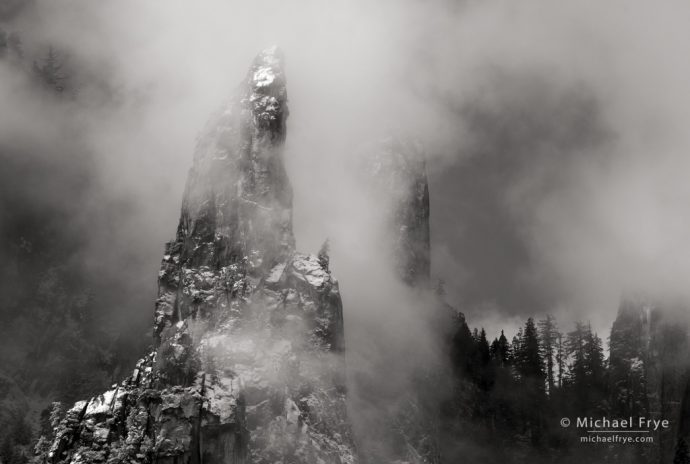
[
  {"left": 85, "top": 388, "right": 118, "bottom": 417},
  {"left": 266, "top": 262, "right": 287, "bottom": 285},
  {"left": 291, "top": 253, "right": 328, "bottom": 288},
  {"left": 253, "top": 66, "right": 275, "bottom": 88}
]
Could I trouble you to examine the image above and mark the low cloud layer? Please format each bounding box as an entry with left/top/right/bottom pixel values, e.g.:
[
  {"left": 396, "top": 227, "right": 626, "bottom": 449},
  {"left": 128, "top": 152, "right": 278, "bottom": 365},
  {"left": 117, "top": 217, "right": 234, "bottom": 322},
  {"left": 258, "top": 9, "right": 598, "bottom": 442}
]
[{"left": 2, "top": 0, "right": 690, "bottom": 356}]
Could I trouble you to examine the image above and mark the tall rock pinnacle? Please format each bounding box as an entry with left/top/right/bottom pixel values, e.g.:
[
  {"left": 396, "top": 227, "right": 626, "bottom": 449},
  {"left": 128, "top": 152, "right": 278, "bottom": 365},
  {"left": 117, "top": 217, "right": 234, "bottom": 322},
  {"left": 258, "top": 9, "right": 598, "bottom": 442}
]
[
  {"left": 46, "top": 48, "right": 355, "bottom": 464},
  {"left": 365, "top": 137, "right": 431, "bottom": 288},
  {"left": 353, "top": 137, "right": 438, "bottom": 464},
  {"left": 175, "top": 46, "right": 293, "bottom": 267},
  {"left": 154, "top": 46, "right": 295, "bottom": 342}
]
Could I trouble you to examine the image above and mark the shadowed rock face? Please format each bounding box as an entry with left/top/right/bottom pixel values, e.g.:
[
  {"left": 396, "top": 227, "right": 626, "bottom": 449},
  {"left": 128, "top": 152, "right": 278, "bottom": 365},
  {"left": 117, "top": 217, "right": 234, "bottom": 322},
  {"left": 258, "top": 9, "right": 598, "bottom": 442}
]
[
  {"left": 608, "top": 296, "right": 690, "bottom": 464},
  {"left": 363, "top": 137, "right": 431, "bottom": 288},
  {"left": 154, "top": 46, "right": 296, "bottom": 343},
  {"left": 46, "top": 47, "right": 355, "bottom": 464},
  {"left": 354, "top": 138, "right": 440, "bottom": 464}
]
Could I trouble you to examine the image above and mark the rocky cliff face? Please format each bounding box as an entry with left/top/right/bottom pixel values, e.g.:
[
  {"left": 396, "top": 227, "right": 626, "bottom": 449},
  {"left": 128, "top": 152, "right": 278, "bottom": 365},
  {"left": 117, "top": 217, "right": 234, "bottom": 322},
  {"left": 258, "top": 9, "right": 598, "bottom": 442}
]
[
  {"left": 365, "top": 138, "right": 431, "bottom": 288},
  {"left": 45, "top": 48, "right": 355, "bottom": 464},
  {"left": 608, "top": 297, "right": 652, "bottom": 420},
  {"left": 353, "top": 137, "right": 441, "bottom": 464},
  {"left": 608, "top": 296, "right": 690, "bottom": 463}
]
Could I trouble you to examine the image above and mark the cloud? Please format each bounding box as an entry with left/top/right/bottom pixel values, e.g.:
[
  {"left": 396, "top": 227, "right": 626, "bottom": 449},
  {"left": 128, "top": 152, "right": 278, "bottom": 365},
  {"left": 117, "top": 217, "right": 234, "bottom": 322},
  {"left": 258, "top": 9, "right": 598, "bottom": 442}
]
[{"left": 3, "top": 1, "right": 690, "bottom": 453}]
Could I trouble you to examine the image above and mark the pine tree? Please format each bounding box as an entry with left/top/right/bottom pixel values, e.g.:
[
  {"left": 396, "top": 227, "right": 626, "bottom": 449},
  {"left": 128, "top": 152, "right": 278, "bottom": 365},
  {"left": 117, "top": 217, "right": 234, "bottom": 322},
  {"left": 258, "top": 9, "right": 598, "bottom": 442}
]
[
  {"left": 450, "top": 313, "right": 476, "bottom": 377},
  {"left": 490, "top": 330, "right": 510, "bottom": 367},
  {"left": 584, "top": 325, "right": 607, "bottom": 411},
  {"left": 555, "top": 331, "right": 565, "bottom": 388},
  {"left": 514, "top": 317, "right": 546, "bottom": 445},
  {"left": 538, "top": 315, "right": 559, "bottom": 394},
  {"left": 585, "top": 327, "right": 606, "bottom": 385},
  {"left": 566, "top": 322, "right": 587, "bottom": 387},
  {"left": 515, "top": 318, "right": 545, "bottom": 383},
  {"left": 565, "top": 322, "right": 606, "bottom": 413},
  {"left": 478, "top": 329, "right": 490, "bottom": 365},
  {"left": 490, "top": 338, "right": 499, "bottom": 359},
  {"left": 511, "top": 328, "right": 523, "bottom": 378},
  {"left": 317, "top": 238, "right": 330, "bottom": 271},
  {"left": 49, "top": 402, "right": 65, "bottom": 430},
  {"left": 473, "top": 328, "right": 493, "bottom": 391},
  {"left": 33, "top": 46, "right": 67, "bottom": 93}
]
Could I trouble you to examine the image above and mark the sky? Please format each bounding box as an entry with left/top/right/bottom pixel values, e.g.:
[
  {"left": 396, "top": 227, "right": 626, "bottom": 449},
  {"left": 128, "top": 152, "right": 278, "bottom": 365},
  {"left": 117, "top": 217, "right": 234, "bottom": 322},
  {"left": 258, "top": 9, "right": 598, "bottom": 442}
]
[{"left": 2, "top": 0, "right": 690, "bottom": 345}]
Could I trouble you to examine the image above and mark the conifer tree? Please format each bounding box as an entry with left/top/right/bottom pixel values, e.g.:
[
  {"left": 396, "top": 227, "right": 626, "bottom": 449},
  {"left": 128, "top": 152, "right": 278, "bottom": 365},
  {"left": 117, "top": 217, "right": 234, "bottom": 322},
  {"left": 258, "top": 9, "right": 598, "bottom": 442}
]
[
  {"left": 451, "top": 313, "right": 476, "bottom": 377},
  {"left": 566, "top": 322, "right": 587, "bottom": 386},
  {"left": 478, "top": 328, "right": 490, "bottom": 365},
  {"left": 33, "top": 46, "right": 67, "bottom": 93},
  {"left": 516, "top": 318, "right": 545, "bottom": 384},
  {"left": 474, "top": 328, "right": 493, "bottom": 390},
  {"left": 513, "top": 318, "right": 546, "bottom": 445},
  {"left": 555, "top": 331, "right": 565, "bottom": 388},
  {"left": 511, "top": 328, "right": 523, "bottom": 378},
  {"left": 490, "top": 330, "right": 510, "bottom": 367},
  {"left": 538, "top": 315, "right": 559, "bottom": 394},
  {"left": 317, "top": 238, "right": 330, "bottom": 271},
  {"left": 566, "top": 322, "right": 606, "bottom": 413}
]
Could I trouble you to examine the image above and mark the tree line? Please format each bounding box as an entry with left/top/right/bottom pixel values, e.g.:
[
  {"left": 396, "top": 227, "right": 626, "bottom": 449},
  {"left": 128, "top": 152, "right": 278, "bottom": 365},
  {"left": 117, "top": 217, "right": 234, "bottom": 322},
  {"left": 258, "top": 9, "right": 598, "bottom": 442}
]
[{"left": 440, "top": 307, "right": 689, "bottom": 463}]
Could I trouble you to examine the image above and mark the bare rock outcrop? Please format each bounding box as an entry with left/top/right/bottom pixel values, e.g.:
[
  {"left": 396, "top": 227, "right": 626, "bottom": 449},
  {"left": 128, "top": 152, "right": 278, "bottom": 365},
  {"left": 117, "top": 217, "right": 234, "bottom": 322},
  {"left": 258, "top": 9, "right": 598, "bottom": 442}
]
[{"left": 45, "top": 47, "right": 355, "bottom": 464}]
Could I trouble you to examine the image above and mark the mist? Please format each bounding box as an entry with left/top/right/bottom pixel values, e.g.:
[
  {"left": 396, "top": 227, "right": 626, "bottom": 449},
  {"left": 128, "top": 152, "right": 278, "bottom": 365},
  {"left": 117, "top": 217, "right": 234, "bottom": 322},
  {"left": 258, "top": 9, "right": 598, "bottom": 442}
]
[{"left": 3, "top": 0, "right": 690, "bottom": 458}]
